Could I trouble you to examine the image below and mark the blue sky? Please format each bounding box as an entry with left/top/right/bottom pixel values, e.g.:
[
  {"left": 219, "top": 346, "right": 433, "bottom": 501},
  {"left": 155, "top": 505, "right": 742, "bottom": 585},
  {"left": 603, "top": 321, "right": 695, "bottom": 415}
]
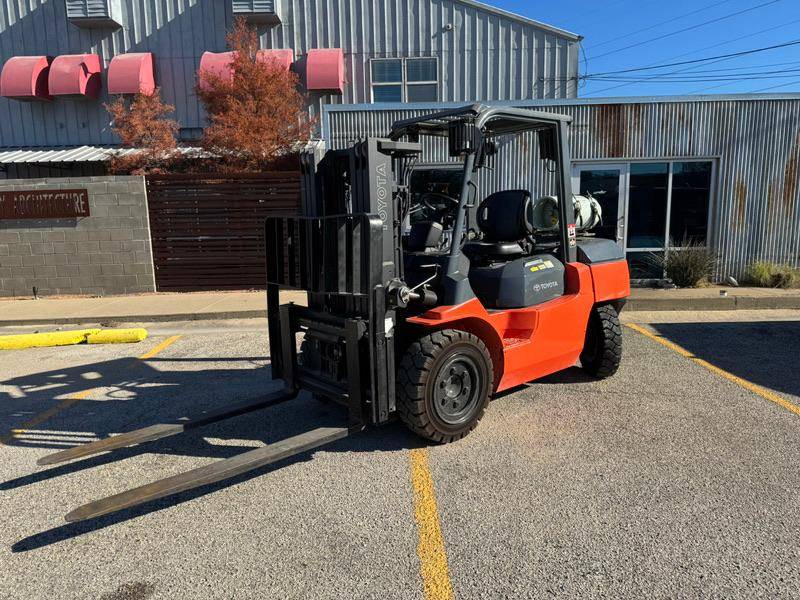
[{"left": 493, "top": 0, "right": 800, "bottom": 97}]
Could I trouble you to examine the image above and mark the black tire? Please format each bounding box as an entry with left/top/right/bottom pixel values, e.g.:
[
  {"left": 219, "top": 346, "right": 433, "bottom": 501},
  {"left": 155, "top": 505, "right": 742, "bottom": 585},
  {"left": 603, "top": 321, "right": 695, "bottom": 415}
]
[
  {"left": 397, "top": 329, "right": 494, "bottom": 443},
  {"left": 580, "top": 304, "right": 622, "bottom": 378}
]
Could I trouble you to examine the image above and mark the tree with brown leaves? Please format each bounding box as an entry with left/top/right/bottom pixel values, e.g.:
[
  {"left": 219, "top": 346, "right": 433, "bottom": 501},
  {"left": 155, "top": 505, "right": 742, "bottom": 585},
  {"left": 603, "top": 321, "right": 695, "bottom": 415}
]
[
  {"left": 196, "top": 18, "right": 312, "bottom": 172},
  {"left": 106, "top": 89, "right": 180, "bottom": 175}
]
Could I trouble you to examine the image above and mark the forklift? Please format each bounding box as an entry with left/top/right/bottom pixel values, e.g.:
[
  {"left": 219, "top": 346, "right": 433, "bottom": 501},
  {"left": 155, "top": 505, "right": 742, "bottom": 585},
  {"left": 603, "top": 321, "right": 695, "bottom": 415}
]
[{"left": 36, "top": 105, "right": 629, "bottom": 522}]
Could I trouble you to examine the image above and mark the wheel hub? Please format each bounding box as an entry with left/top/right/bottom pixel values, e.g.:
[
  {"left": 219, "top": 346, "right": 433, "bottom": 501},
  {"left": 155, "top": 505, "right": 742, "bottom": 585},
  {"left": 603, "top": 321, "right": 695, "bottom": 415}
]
[{"left": 433, "top": 355, "right": 481, "bottom": 425}]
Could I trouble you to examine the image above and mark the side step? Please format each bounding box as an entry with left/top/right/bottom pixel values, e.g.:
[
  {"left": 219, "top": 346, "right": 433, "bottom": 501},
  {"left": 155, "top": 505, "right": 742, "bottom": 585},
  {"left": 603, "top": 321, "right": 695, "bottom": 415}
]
[
  {"left": 37, "top": 389, "right": 296, "bottom": 466},
  {"left": 65, "top": 426, "right": 349, "bottom": 522}
]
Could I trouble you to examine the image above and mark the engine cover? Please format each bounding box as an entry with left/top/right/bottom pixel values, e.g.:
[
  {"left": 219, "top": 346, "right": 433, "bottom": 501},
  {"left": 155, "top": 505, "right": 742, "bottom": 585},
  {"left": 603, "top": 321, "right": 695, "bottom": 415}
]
[{"left": 468, "top": 254, "right": 565, "bottom": 309}]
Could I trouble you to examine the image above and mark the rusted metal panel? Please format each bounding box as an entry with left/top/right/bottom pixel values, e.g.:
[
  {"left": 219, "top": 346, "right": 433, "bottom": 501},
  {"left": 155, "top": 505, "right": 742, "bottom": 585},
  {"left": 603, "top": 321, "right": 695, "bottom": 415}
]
[
  {"left": 0, "top": 189, "right": 90, "bottom": 219},
  {"left": 326, "top": 95, "right": 800, "bottom": 279},
  {"left": 146, "top": 172, "right": 301, "bottom": 292}
]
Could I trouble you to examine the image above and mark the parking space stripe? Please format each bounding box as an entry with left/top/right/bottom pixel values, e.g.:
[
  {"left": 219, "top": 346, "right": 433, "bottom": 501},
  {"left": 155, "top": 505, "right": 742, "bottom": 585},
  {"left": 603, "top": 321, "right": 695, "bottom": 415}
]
[
  {"left": 0, "top": 335, "right": 183, "bottom": 446},
  {"left": 626, "top": 323, "right": 800, "bottom": 417},
  {"left": 138, "top": 335, "right": 182, "bottom": 360},
  {"left": 410, "top": 448, "right": 454, "bottom": 600}
]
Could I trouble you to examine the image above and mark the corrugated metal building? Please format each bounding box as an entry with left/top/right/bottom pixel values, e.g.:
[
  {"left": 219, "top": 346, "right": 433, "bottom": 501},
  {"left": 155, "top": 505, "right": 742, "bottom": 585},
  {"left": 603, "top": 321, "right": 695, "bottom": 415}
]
[
  {"left": 1, "top": 1, "right": 798, "bottom": 281},
  {"left": 324, "top": 95, "right": 800, "bottom": 280},
  {"left": 0, "top": 0, "right": 580, "bottom": 152}
]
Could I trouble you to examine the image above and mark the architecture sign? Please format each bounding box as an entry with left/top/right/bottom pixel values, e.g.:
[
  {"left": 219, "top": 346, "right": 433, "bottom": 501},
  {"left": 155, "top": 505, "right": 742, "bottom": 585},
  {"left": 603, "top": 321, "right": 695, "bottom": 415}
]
[{"left": 0, "top": 189, "right": 90, "bottom": 219}]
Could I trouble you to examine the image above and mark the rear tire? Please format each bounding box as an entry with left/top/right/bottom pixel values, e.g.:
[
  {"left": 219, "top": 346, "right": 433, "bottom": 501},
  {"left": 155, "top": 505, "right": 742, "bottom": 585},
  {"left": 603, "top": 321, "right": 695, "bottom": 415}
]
[
  {"left": 397, "top": 329, "right": 493, "bottom": 443},
  {"left": 580, "top": 304, "right": 622, "bottom": 378}
]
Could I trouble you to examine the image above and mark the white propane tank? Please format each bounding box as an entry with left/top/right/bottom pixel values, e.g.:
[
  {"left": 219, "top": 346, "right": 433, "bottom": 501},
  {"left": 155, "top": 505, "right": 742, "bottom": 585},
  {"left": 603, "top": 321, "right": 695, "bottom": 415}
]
[{"left": 531, "top": 194, "right": 603, "bottom": 232}]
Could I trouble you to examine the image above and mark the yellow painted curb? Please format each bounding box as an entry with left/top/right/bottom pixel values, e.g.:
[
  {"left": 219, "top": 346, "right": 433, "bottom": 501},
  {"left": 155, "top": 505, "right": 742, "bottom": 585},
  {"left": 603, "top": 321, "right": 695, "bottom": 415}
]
[
  {"left": 86, "top": 328, "right": 148, "bottom": 345},
  {"left": 0, "top": 328, "right": 148, "bottom": 350}
]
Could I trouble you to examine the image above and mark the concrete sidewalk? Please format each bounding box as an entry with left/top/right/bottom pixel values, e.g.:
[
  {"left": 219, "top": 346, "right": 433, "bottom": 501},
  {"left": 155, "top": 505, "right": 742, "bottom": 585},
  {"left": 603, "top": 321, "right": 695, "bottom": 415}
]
[{"left": 0, "top": 286, "right": 798, "bottom": 326}]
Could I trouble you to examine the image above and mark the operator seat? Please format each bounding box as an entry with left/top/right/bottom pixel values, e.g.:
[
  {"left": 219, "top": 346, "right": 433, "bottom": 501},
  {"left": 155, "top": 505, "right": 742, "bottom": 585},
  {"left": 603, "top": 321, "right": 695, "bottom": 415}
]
[{"left": 464, "top": 190, "right": 534, "bottom": 260}]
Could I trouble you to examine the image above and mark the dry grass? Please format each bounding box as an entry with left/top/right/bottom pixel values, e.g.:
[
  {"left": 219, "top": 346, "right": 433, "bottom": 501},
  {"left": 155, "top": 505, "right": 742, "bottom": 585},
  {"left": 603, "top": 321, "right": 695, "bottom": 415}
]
[
  {"left": 742, "top": 261, "right": 800, "bottom": 289},
  {"left": 657, "top": 239, "right": 716, "bottom": 288}
]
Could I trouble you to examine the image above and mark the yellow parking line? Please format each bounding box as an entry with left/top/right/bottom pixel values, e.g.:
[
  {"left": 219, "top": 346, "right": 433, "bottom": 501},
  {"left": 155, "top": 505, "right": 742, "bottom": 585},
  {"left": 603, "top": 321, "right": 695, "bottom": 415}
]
[
  {"left": 410, "top": 448, "right": 454, "bottom": 600},
  {"left": 626, "top": 323, "right": 800, "bottom": 417},
  {"left": 138, "top": 335, "right": 182, "bottom": 360},
  {"left": 0, "top": 335, "right": 183, "bottom": 446}
]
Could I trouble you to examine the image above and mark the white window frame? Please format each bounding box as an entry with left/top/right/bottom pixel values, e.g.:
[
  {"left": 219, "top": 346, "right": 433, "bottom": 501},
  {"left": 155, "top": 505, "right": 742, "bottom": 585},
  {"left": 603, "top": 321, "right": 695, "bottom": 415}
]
[{"left": 370, "top": 57, "right": 439, "bottom": 103}]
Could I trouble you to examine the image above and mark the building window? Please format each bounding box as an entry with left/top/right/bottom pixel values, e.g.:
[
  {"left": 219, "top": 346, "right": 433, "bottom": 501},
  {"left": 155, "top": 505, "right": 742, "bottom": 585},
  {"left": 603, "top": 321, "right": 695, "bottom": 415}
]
[
  {"left": 370, "top": 58, "right": 438, "bottom": 103},
  {"left": 573, "top": 159, "right": 714, "bottom": 279},
  {"left": 627, "top": 162, "right": 670, "bottom": 249},
  {"left": 669, "top": 161, "right": 713, "bottom": 244}
]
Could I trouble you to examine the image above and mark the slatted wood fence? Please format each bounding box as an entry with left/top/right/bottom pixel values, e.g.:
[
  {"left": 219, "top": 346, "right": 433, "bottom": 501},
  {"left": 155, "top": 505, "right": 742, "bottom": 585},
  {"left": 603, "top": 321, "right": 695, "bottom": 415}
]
[{"left": 146, "top": 173, "right": 301, "bottom": 292}]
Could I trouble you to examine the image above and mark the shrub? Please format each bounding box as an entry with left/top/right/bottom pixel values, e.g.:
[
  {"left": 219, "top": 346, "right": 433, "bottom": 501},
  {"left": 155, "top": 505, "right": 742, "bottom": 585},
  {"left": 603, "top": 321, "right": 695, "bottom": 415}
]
[
  {"left": 196, "top": 18, "right": 313, "bottom": 172},
  {"left": 105, "top": 89, "right": 179, "bottom": 174},
  {"left": 742, "top": 261, "right": 800, "bottom": 289},
  {"left": 658, "top": 239, "right": 716, "bottom": 287}
]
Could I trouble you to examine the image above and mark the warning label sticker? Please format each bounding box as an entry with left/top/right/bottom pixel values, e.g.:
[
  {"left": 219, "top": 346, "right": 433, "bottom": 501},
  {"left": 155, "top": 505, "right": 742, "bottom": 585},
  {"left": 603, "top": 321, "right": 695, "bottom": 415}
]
[{"left": 525, "top": 258, "right": 556, "bottom": 273}]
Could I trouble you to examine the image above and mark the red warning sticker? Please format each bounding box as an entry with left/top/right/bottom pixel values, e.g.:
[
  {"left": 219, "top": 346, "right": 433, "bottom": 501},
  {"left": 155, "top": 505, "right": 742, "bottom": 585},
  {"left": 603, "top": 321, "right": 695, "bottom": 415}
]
[{"left": 567, "top": 224, "right": 577, "bottom": 247}]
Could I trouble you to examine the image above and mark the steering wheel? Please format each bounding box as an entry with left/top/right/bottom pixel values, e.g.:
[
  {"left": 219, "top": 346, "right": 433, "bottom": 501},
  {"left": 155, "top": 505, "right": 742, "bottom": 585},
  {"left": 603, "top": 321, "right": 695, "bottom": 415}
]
[{"left": 420, "top": 192, "right": 459, "bottom": 213}]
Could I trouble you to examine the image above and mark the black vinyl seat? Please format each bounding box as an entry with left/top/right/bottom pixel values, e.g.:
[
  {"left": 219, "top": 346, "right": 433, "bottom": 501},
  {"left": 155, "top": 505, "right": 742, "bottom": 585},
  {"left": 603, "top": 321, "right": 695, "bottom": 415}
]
[{"left": 464, "top": 190, "right": 533, "bottom": 260}]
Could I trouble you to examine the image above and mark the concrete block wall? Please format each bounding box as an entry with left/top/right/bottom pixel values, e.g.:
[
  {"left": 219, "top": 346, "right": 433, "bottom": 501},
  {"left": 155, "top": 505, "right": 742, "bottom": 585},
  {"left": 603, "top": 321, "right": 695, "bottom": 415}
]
[{"left": 0, "top": 176, "right": 156, "bottom": 297}]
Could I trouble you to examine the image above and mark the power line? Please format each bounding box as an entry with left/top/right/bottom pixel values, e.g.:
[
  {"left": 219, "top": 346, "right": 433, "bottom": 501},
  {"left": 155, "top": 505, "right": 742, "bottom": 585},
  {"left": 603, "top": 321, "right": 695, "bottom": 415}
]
[
  {"left": 587, "top": 67, "right": 800, "bottom": 81},
  {"left": 587, "top": 39, "right": 800, "bottom": 77},
  {"left": 585, "top": 73, "right": 800, "bottom": 83},
  {"left": 585, "top": 18, "right": 800, "bottom": 95},
  {"left": 584, "top": 0, "right": 738, "bottom": 51},
  {"left": 587, "top": 0, "right": 784, "bottom": 61},
  {"left": 750, "top": 78, "right": 800, "bottom": 92}
]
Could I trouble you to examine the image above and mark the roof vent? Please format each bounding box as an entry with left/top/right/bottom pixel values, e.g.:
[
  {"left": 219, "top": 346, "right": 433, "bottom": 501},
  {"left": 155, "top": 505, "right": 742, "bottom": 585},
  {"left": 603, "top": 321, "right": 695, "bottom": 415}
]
[
  {"left": 232, "top": 0, "right": 280, "bottom": 24},
  {"left": 66, "top": 0, "right": 123, "bottom": 29}
]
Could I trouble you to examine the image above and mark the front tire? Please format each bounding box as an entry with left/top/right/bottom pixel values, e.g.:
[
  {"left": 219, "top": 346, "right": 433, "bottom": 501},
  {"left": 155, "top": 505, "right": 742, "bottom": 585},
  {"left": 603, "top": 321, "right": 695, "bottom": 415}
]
[
  {"left": 580, "top": 304, "right": 623, "bottom": 378},
  {"left": 397, "top": 329, "right": 493, "bottom": 443}
]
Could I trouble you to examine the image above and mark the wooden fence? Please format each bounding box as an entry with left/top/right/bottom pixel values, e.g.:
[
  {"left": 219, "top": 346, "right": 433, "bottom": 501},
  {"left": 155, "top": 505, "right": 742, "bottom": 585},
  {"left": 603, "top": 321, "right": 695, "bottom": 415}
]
[{"left": 146, "top": 173, "right": 301, "bottom": 292}]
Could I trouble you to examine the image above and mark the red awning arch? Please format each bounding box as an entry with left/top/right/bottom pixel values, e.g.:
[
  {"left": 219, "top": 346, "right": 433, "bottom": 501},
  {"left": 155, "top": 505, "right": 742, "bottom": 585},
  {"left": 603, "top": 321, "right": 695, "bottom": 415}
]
[
  {"left": 48, "top": 54, "right": 102, "bottom": 98},
  {"left": 306, "top": 48, "right": 344, "bottom": 93},
  {"left": 107, "top": 52, "right": 155, "bottom": 95},
  {"left": 198, "top": 50, "right": 294, "bottom": 90},
  {"left": 0, "top": 56, "right": 52, "bottom": 101},
  {"left": 257, "top": 49, "right": 294, "bottom": 71},
  {"left": 198, "top": 51, "right": 235, "bottom": 90}
]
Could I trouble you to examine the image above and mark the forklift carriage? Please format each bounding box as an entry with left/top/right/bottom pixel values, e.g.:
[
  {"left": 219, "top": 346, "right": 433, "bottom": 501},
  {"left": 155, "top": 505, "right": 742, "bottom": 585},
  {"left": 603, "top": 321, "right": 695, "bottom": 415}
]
[{"left": 36, "top": 105, "right": 629, "bottom": 522}]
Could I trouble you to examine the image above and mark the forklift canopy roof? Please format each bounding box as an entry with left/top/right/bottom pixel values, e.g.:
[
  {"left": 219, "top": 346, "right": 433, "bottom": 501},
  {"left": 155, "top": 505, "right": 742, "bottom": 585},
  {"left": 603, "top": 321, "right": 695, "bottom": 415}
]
[{"left": 389, "top": 104, "right": 572, "bottom": 140}]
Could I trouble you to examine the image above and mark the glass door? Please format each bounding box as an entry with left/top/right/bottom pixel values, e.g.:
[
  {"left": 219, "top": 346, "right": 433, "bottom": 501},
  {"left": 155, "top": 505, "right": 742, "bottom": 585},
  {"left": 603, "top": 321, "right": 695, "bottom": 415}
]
[{"left": 572, "top": 164, "right": 627, "bottom": 249}]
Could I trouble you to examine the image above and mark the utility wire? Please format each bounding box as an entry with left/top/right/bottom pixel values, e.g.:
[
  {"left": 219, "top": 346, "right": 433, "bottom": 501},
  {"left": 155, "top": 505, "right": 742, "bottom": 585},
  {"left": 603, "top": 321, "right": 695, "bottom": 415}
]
[
  {"left": 584, "top": 0, "right": 738, "bottom": 51},
  {"left": 586, "top": 67, "right": 800, "bottom": 80},
  {"left": 586, "top": 0, "right": 784, "bottom": 60},
  {"left": 750, "top": 78, "right": 800, "bottom": 92},
  {"left": 587, "top": 38, "right": 800, "bottom": 76},
  {"left": 586, "top": 18, "right": 800, "bottom": 95}
]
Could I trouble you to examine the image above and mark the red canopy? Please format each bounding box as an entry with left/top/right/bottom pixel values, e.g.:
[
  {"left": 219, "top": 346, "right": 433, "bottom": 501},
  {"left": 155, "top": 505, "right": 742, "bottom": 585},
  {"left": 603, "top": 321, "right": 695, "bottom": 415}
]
[
  {"left": 199, "top": 50, "right": 293, "bottom": 90},
  {"left": 306, "top": 49, "right": 344, "bottom": 93},
  {"left": 107, "top": 52, "right": 155, "bottom": 95},
  {"left": 0, "top": 56, "right": 52, "bottom": 101},
  {"left": 257, "top": 49, "right": 294, "bottom": 71},
  {"left": 198, "top": 51, "right": 234, "bottom": 90},
  {"left": 48, "top": 54, "right": 102, "bottom": 98}
]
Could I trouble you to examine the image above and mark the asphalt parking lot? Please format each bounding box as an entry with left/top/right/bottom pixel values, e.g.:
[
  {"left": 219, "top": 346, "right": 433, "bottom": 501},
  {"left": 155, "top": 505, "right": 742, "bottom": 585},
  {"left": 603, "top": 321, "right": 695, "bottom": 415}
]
[{"left": 1, "top": 311, "right": 800, "bottom": 599}]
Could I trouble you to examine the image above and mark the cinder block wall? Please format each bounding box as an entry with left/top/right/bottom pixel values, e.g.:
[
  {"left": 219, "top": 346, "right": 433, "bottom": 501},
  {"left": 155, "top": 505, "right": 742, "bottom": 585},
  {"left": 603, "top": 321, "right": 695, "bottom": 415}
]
[{"left": 0, "top": 176, "right": 156, "bottom": 297}]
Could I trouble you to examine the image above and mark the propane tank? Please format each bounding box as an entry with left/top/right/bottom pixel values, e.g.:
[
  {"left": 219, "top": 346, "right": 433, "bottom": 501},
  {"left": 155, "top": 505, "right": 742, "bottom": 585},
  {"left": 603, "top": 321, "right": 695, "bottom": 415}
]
[{"left": 530, "top": 194, "right": 602, "bottom": 232}]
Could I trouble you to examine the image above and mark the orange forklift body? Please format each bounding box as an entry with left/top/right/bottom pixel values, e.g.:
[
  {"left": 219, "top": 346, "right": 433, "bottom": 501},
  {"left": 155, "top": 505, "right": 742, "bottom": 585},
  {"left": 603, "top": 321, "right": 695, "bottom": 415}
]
[{"left": 408, "top": 260, "right": 630, "bottom": 392}]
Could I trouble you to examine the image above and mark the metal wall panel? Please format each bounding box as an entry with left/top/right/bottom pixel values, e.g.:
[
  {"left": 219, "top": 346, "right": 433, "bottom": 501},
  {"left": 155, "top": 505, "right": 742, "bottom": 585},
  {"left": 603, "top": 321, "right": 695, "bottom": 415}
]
[
  {"left": 0, "top": 0, "right": 579, "bottom": 147},
  {"left": 325, "top": 96, "right": 800, "bottom": 280}
]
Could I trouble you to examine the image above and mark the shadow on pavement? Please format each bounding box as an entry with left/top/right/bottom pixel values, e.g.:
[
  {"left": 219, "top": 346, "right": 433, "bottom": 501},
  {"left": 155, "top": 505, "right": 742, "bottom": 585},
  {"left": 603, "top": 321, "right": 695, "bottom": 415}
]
[
  {"left": 648, "top": 321, "right": 800, "bottom": 399},
  {"left": 11, "top": 419, "right": 421, "bottom": 553},
  {"left": 1, "top": 354, "right": 425, "bottom": 551}
]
